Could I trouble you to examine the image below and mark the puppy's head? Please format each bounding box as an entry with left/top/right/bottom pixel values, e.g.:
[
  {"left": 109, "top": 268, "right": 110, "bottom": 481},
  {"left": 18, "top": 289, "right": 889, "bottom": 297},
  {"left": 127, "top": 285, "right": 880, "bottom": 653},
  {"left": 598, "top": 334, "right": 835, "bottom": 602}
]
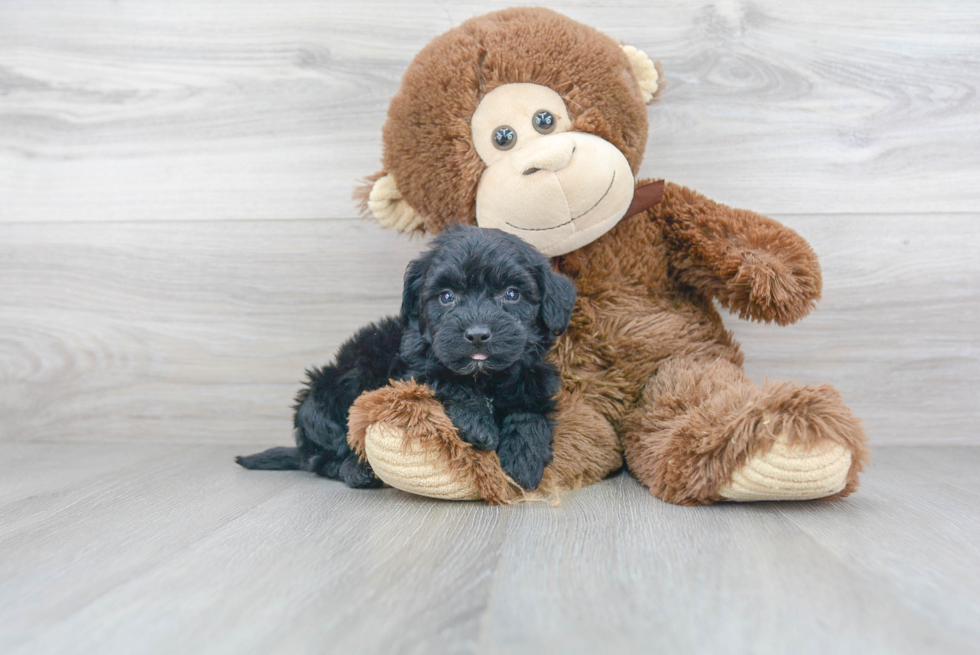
[{"left": 401, "top": 225, "right": 577, "bottom": 375}]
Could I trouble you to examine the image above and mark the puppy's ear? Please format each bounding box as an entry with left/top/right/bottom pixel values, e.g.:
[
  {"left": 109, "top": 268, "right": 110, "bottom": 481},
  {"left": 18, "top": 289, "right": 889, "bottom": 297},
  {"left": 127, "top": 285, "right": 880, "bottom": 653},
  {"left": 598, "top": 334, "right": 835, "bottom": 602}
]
[
  {"left": 400, "top": 253, "right": 430, "bottom": 332},
  {"left": 538, "top": 266, "right": 578, "bottom": 336}
]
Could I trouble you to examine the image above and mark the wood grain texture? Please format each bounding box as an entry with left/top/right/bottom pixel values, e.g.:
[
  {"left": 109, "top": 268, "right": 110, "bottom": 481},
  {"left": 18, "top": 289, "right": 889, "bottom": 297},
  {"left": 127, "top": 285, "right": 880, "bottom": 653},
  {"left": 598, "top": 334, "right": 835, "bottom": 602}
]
[
  {"left": 773, "top": 447, "right": 980, "bottom": 645},
  {"left": 0, "top": 443, "right": 977, "bottom": 654},
  {"left": 2, "top": 215, "right": 977, "bottom": 445},
  {"left": 0, "top": 442, "right": 176, "bottom": 508},
  {"left": 0, "top": 219, "right": 425, "bottom": 442},
  {"left": 1, "top": 0, "right": 979, "bottom": 221}
]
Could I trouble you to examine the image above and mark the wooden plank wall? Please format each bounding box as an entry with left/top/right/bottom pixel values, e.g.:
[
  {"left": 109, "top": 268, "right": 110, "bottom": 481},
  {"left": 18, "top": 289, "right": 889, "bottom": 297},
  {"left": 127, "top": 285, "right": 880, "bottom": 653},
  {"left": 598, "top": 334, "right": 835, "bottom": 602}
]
[{"left": 1, "top": 0, "right": 977, "bottom": 446}]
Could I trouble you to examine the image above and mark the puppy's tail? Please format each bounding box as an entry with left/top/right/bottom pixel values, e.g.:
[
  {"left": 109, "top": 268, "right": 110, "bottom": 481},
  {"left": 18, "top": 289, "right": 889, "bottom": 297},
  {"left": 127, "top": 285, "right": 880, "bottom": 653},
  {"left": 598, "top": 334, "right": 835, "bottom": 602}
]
[{"left": 235, "top": 447, "right": 302, "bottom": 471}]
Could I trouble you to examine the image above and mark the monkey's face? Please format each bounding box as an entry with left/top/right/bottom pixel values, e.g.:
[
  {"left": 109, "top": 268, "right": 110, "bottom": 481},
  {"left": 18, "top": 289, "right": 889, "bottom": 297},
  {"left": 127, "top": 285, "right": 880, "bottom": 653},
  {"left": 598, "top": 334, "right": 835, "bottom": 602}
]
[
  {"left": 470, "top": 84, "right": 637, "bottom": 257},
  {"left": 363, "top": 8, "right": 659, "bottom": 255}
]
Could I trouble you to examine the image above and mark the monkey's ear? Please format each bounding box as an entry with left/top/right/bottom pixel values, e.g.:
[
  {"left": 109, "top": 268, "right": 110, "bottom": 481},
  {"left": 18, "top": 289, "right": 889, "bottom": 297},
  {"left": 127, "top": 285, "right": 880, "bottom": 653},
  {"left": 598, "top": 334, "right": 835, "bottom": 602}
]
[
  {"left": 538, "top": 267, "right": 578, "bottom": 337},
  {"left": 355, "top": 172, "right": 425, "bottom": 233},
  {"left": 621, "top": 45, "right": 661, "bottom": 104}
]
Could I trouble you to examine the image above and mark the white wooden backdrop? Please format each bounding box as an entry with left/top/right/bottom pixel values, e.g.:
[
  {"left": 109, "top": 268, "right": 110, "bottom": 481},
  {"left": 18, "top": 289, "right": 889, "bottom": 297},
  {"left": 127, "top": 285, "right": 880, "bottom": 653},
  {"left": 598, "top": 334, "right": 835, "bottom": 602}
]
[{"left": 1, "top": 0, "right": 978, "bottom": 446}]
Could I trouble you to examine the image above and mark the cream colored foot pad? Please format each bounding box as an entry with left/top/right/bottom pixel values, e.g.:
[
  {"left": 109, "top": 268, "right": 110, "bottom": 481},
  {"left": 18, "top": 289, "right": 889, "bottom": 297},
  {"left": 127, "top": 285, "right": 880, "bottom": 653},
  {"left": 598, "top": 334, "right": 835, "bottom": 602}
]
[
  {"left": 363, "top": 423, "right": 481, "bottom": 500},
  {"left": 719, "top": 435, "right": 852, "bottom": 502}
]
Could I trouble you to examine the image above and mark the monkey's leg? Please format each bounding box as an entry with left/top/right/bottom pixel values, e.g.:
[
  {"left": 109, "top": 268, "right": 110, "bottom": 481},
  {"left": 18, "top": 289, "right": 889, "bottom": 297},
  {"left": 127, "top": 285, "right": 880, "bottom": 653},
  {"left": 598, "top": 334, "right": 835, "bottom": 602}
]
[
  {"left": 347, "top": 382, "right": 621, "bottom": 504},
  {"left": 621, "top": 356, "right": 868, "bottom": 506}
]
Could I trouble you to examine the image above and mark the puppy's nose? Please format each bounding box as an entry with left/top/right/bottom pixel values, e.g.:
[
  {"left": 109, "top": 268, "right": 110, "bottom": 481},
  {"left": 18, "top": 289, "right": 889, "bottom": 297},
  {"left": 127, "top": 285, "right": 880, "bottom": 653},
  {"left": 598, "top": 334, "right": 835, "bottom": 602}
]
[{"left": 464, "top": 326, "right": 491, "bottom": 346}]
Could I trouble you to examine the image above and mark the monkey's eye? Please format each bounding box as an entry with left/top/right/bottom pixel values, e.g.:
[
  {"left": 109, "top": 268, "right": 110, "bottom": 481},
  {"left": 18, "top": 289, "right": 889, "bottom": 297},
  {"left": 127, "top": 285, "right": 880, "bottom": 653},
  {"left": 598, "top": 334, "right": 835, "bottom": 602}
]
[
  {"left": 504, "top": 288, "right": 520, "bottom": 302},
  {"left": 439, "top": 291, "right": 455, "bottom": 305},
  {"left": 533, "top": 110, "right": 556, "bottom": 134},
  {"left": 492, "top": 126, "right": 516, "bottom": 150}
]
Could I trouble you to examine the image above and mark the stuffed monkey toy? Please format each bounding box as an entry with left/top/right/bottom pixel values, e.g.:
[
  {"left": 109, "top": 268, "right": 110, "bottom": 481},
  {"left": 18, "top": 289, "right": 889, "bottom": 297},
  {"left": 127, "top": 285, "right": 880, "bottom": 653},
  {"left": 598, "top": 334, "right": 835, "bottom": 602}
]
[{"left": 346, "top": 7, "right": 868, "bottom": 505}]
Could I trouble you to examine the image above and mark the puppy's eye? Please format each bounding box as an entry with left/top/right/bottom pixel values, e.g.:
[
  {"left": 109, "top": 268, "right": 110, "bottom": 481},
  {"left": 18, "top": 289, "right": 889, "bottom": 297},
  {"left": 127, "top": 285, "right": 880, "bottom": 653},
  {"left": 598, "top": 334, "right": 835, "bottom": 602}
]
[
  {"left": 533, "top": 110, "right": 556, "bottom": 134},
  {"left": 504, "top": 288, "right": 520, "bottom": 302},
  {"left": 439, "top": 291, "right": 455, "bottom": 305},
  {"left": 492, "top": 126, "right": 516, "bottom": 151}
]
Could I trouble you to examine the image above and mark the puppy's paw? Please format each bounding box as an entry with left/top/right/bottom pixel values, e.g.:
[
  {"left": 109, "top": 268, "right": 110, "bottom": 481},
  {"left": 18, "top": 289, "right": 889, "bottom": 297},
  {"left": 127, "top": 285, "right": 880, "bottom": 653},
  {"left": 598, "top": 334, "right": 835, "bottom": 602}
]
[
  {"left": 340, "top": 454, "right": 384, "bottom": 489},
  {"left": 445, "top": 403, "right": 500, "bottom": 450},
  {"left": 497, "top": 442, "right": 549, "bottom": 490},
  {"left": 498, "top": 413, "right": 554, "bottom": 490}
]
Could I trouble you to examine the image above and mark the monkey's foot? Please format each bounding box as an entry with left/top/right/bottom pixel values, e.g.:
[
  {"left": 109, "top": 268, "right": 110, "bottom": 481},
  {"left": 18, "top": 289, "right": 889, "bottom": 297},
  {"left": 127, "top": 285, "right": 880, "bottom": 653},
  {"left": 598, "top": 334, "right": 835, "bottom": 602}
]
[
  {"left": 718, "top": 433, "right": 853, "bottom": 502},
  {"left": 363, "top": 422, "right": 481, "bottom": 500}
]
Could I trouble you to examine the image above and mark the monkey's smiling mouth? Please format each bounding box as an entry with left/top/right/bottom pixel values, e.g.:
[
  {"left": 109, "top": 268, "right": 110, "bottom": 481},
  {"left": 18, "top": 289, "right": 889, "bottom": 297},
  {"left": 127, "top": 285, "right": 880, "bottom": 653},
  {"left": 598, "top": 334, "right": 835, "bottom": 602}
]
[{"left": 505, "top": 171, "right": 616, "bottom": 233}]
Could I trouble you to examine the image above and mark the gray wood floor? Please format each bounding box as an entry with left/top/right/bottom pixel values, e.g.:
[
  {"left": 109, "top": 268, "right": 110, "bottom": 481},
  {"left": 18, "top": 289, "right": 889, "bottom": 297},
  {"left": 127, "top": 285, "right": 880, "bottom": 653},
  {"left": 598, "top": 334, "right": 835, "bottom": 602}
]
[{"left": 0, "top": 444, "right": 978, "bottom": 655}]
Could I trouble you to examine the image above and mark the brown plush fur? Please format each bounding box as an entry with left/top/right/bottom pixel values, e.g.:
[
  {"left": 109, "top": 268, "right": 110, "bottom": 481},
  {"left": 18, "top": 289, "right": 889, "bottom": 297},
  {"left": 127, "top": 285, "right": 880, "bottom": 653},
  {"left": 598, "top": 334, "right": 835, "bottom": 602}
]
[
  {"left": 547, "top": 180, "right": 867, "bottom": 503},
  {"left": 349, "top": 8, "right": 868, "bottom": 505},
  {"left": 536, "top": 390, "right": 624, "bottom": 498}
]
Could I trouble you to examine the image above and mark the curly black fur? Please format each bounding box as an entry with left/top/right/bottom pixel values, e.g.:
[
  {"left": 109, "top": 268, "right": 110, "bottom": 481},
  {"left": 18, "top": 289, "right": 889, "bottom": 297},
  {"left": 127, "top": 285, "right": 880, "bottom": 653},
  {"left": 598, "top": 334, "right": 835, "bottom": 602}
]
[{"left": 236, "top": 225, "right": 577, "bottom": 490}]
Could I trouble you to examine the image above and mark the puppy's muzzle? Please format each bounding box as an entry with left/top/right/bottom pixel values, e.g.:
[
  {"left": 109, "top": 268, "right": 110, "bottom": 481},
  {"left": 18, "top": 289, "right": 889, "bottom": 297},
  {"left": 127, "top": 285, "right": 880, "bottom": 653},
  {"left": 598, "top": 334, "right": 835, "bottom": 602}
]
[{"left": 431, "top": 306, "right": 528, "bottom": 374}]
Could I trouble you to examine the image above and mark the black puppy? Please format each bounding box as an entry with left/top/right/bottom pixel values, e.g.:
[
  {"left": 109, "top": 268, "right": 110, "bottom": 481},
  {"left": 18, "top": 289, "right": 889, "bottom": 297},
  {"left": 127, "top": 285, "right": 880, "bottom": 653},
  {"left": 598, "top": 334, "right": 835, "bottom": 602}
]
[{"left": 237, "top": 225, "right": 577, "bottom": 490}]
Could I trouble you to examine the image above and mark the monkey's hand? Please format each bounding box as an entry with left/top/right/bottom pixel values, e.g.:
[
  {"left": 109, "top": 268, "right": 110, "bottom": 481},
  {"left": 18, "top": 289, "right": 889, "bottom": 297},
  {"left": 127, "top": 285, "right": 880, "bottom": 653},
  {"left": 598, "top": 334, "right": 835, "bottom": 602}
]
[{"left": 654, "top": 182, "right": 822, "bottom": 326}]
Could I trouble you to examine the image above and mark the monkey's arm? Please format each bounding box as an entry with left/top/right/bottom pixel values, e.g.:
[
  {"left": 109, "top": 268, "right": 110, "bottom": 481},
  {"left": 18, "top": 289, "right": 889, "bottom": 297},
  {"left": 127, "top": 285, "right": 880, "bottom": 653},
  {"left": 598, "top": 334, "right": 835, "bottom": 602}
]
[
  {"left": 652, "top": 182, "right": 822, "bottom": 326},
  {"left": 347, "top": 380, "right": 523, "bottom": 503}
]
